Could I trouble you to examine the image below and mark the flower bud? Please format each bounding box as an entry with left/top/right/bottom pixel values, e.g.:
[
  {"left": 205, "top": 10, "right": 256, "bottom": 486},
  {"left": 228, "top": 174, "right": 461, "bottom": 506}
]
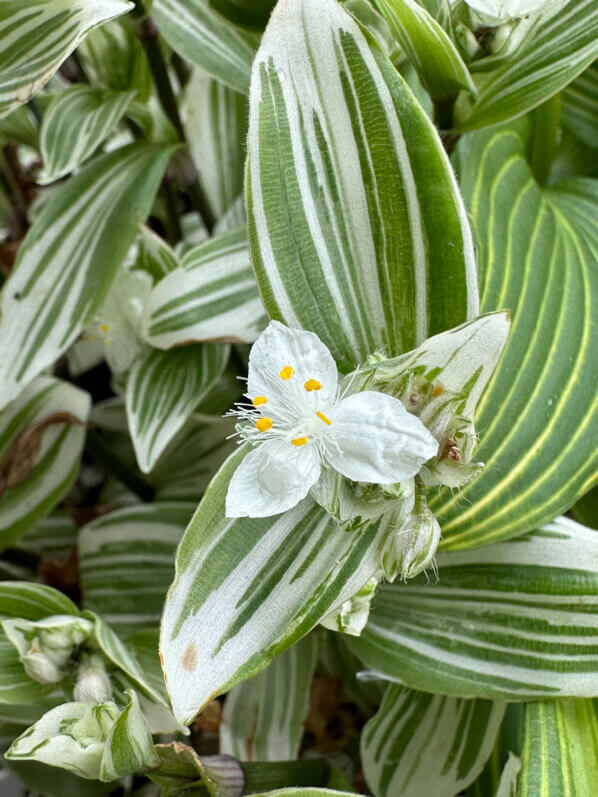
[
  {"left": 321, "top": 576, "right": 379, "bottom": 636},
  {"left": 74, "top": 656, "right": 112, "bottom": 703},
  {"left": 381, "top": 501, "right": 441, "bottom": 581},
  {"left": 22, "top": 648, "right": 64, "bottom": 684}
]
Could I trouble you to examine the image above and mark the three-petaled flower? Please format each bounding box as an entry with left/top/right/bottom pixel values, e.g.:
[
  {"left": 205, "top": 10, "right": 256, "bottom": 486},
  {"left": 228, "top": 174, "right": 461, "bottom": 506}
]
[{"left": 225, "top": 322, "right": 439, "bottom": 518}]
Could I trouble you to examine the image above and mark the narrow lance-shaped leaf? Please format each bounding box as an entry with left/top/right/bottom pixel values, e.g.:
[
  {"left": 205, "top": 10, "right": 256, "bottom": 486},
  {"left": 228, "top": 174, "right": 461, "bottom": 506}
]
[
  {"left": 0, "top": 143, "right": 176, "bottom": 411},
  {"left": 143, "top": 227, "right": 268, "bottom": 349},
  {"left": 349, "top": 517, "right": 598, "bottom": 700},
  {"left": 372, "top": 0, "right": 476, "bottom": 101},
  {"left": 0, "top": 377, "right": 90, "bottom": 550},
  {"left": 126, "top": 343, "right": 230, "bottom": 473},
  {"left": 40, "top": 85, "right": 135, "bottom": 183},
  {"left": 0, "top": 0, "right": 133, "bottom": 118},
  {"left": 247, "top": 0, "right": 478, "bottom": 373},
  {"left": 361, "top": 685, "right": 505, "bottom": 797},
  {"left": 430, "top": 124, "right": 598, "bottom": 548},
  {"left": 220, "top": 635, "right": 318, "bottom": 761},
  {"left": 160, "top": 447, "right": 396, "bottom": 725}
]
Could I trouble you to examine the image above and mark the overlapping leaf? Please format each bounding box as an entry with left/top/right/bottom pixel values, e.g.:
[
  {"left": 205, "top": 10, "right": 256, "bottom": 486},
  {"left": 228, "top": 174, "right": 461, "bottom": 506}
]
[
  {"left": 143, "top": 227, "right": 267, "bottom": 349},
  {"left": 40, "top": 85, "right": 135, "bottom": 183},
  {"left": 561, "top": 62, "right": 598, "bottom": 150},
  {"left": 349, "top": 517, "right": 598, "bottom": 699},
  {"left": 430, "top": 123, "right": 598, "bottom": 548},
  {"left": 152, "top": 0, "right": 258, "bottom": 94},
  {"left": 0, "top": 0, "right": 133, "bottom": 118},
  {"left": 361, "top": 685, "right": 505, "bottom": 797},
  {"left": 126, "top": 343, "right": 230, "bottom": 472},
  {"left": 247, "top": 0, "right": 478, "bottom": 372},
  {"left": 160, "top": 448, "right": 395, "bottom": 725},
  {"left": 0, "top": 377, "right": 90, "bottom": 550},
  {"left": 0, "top": 143, "right": 175, "bottom": 411},
  {"left": 457, "top": 0, "right": 598, "bottom": 130}
]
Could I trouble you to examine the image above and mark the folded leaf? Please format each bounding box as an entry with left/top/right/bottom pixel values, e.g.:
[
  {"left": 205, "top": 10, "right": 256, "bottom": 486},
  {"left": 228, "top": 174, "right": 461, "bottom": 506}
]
[{"left": 99, "top": 690, "right": 159, "bottom": 781}]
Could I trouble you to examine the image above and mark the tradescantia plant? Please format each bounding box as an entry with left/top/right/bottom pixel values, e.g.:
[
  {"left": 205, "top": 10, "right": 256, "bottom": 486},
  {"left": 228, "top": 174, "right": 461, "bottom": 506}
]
[{"left": 0, "top": 0, "right": 596, "bottom": 794}]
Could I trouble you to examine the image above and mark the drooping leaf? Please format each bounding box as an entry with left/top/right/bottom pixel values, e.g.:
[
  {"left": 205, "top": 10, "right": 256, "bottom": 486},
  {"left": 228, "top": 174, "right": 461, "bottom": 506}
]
[
  {"left": 0, "top": 377, "right": 90, "bottom": 549},
  {"left": 456, "top": 0, "right": 598, "bottom": 130},
  {"left": 349, "top": 517, "right": 598, "bottom": 699},
  {"left": 160, "top": 447, "right": 395, "bottom": 725},
  {"left": 40, "top": 85, "right": 135, "bottom": 183},
  {"left": 430, "top": 123, "right": 598, "bottom": 548},
  {"left": 220, "top": 635, "right": 318, "bottom": 761},
  {"left": 152, "top": 0, "right": 258, "bottom": 94},
  {"left": 0, "top": 0, "right": 133, "bottom": 118},
  {"left": 79, "top": 503, "right": 192, "bottom": 638},
  {"left": 126, "top": 343, "right": 230, "bottom": 473},
  {"left": 143, "top": 227, "right": 267, "bottom": 349},
  {"left": 0, "top": 143, "right": 176, "bottom": 411},
  {"left": 361, "top": 684, "right": 505, "bottom": 797},
  {"left": 517, "top": 699, "right": 598, "bottom": 796},
  {"left": 372, "top": 0, "right": 476, "bottom": 101},
  {"left": 247, "top": 0, "right": 478, "bottom": 373}
]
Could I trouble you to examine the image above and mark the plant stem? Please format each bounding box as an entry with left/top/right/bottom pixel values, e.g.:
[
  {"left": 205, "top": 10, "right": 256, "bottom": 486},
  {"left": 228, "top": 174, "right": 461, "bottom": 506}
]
[
  {"left": 530, "top": 94, "right": 561, "bottom": 187},
  {"left": 86, "top": 429, "right": 155, "bottom": 502}
]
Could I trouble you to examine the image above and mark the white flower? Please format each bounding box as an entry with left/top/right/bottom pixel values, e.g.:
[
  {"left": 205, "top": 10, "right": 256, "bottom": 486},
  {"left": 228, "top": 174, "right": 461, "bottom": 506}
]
[
  {"left": 463, "top": 0, "right": 558, "bottom": 22},
  {"left": 225, "top": 322, "right": 438, "bottom": 518}
]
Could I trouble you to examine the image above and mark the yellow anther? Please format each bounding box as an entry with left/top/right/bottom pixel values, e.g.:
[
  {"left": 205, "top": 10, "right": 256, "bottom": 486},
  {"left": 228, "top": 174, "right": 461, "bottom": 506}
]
[
  {"left": 100, "top": 324, "right": 109, "bottom": 333},
  {"left": 86, "top": 334, "right": 95, "bottom": 342},
  {"left": 316, "top": 411, "right": 332, "bottom": 425},
  {"left": 253, "top": 396, "right": 268, "bottom": 406},
  {"left": 432, "top": 383, "right": 444, "bottom": 397},
  {"left": 292, "top": 436, "right": 308, "bottom": 446},
  {"left": 304, "top": 379, "right": 322, "bottom": 392},
  {"left": 256, "top": 417, "right": 273, "bottom": 432},
  {"left": 279, "top": 365, "right": 295, "bottom": 380}
]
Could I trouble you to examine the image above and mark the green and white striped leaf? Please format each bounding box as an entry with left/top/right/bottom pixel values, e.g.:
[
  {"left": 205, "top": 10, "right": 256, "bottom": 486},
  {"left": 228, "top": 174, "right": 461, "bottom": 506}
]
[
  {"left": 466, "top": 704, "right": 522, "bottom": 797},
  {"left": 250, "top": 792, "right": 358, "bottom": 797},
  {"left": 0, "top": 376, "right": 90, "bottom": 550},
  {"left": 152, "top": 0, "right": 258, "bottom": 95},
  {"left": 137, "top": 225, "right": 179, "bottom": 282},
  {"left": 372, "top": 0, "right": 476, "bottom": 100},
  {"left": 247, "top": 0, "right": 478, "bottom": 373},
  {"left": 361, "top": 685, "right": 505, "bottom": 797},
  {"left": 562, "top": 62, "right": 598, "bottom": 150},
  {"left": 17, "top": 511, "right": 78, "bottom": 561},
  {"left": 496, "top": 754, "right": 521, "bottom": 797},
  {"left": 0, "top": 631, "right": 56, "bottom": 705},
  {"left": 79, "top": 503, "right": 192, "bottom": 638},
  {"left": 144, "top": 227, "right": 268, "bottom": 349},
  {"left": 430, "top": 124, "right": 598, "bottom": 548},
  {"left": 0, "top": 143, "right": 175, "bottom": 411},
  {"left": 160, "top": 447, "right": 395, "bottom": 725},
  {"left": 348, "top": 517, "right": 598, "bottom": 700},
  {"left": 126, "top": 343, "right": 230, "bottom": 473},
  {"left": 517, "top": 700, "right": 598, "bottom": 796},
  {"left": 39, "top": 85, "right": 135, "bottom": 183},
  {"left": 99, "top": 690, "right": 159, "bottom": 782},
  {"left": 183, "top": 71, "right": 248, "bottom": 221},
  {"left": 457, "top": 0, "right": 598, "bottom": 130},
  {"left": 220, "top": 634, "right": 318, "bottom": 761},
  {"left": 0, "top": 0, "right": 133, "bottom": 118}
]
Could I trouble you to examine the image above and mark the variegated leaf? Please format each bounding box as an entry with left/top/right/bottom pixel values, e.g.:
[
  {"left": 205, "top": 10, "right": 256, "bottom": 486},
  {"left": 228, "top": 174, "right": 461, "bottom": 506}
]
[
  {"left": 99, "top": 690, "right": 159, "bottom": 782},
  {"left": 160, "top": 447, "right": 395, "bottom": 725},
  {"left": 247, "top": 0, "right": 478, "bottom": 373},
  {"left": 40, "top": 85, "right": 135, "bottom": 183},
  {"left": 0, "top": 143, "right": 175, "bottom": 411},
  {"left": 562, "top": 62, "right": 598, "bottom": 150},
  {"left": 0, "top": 377, "right": 90, "bottom": 550},
  {"left": 220, "top": 635, "right": 318, "bottom": 761},
  {"left": 137, "top": 224, "right": 179, "bottom": 282},
  {"left": 349, "top": 517, "right": 598, "bottom": 699},
  {"left": 143, "top": 227, "right": 267, "bottom": 349},
  {"left": 361, "top": 685, "right": 505, "bottom": 797},
  {"left": 0, "top": 0, "right": 133, "bottom": 118},
  {"left": 126, "top": 343, "right": 230, "bottom": 473}
]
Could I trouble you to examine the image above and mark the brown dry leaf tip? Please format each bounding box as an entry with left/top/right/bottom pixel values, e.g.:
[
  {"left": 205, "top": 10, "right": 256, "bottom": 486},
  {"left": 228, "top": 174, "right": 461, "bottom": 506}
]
[
  {"left": 0, "top": 413, "right": 85, "bottom": 497},
  {"left": 182, "top": 642, "right": 198, "bottom": 672},
  {"left": 442, "top": 436, "right": 462, "bottom": 461},
  {"left": 193, "top": 700, "right": 222, "bottom": 734}
]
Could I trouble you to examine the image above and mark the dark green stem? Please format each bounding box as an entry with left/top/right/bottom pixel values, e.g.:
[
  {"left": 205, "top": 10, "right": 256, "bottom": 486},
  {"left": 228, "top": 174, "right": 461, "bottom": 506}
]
[
  {"left": 86, "top": 429, "right": 156, "bottom": 502},
  {"left": 530, "top": 94, "right": 561, "bottom": 187}
]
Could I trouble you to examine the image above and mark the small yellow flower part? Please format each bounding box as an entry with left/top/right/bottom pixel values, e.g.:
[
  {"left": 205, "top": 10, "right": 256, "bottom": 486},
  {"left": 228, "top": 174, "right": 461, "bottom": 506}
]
[
  {"left": 433, "top": 383, "right": 444, "bottom": 397},
  {"left": 253, "top": 396, "right": 268, "bottom": 406},
  {"left": 304, "top": 379, "right": 322, "bottom": 392},
  {"left": 86, "top": 334, "right": 95, "bottom": 342},
  {"left": 280, "top": 365, "right": 295, "bottom": 380},
  {"left": 292, "top": 436, "right": 308, "bottom": 446},
  {"left": 256, "top": 418, "right": 273, "bottom": 432},
  {"left": 316, "top": 411, "right": 332, "bottom": 425},
  {"left": 100, "top": 324, "right": 109, "bottom": 333}
]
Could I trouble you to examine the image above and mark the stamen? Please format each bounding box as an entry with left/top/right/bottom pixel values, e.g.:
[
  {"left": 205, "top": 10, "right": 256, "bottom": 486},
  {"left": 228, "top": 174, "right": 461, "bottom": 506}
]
[
  {"left": 292, "top": 436, "right": 308, "bottom": 446},
  {"left": 304, "top": 379, "right": 321, "bottom": 392},
  {"left": 279, "top": 365, "right": 295, "bottom": 380},
  {"left": 253, "top": 396, "right": 268, "bottom": 406},
  {"left": 100, "top": 324, "right": 109, "bottom": 333},
  {"left": 256, "top": 418, "right": 273, "bottom": 432},
  {"left": 433, "top": 383, "right": 444, "bottom": 397},
  {"left": 316, "top": 411, "right": 332, "bottom": 425}
]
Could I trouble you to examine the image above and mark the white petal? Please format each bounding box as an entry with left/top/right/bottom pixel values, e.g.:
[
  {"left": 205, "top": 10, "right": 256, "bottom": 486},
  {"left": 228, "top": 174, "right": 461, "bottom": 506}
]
[
  {"left": 247, "top": 321, "right": 338, "bottom": 410},
  {"left": 326, "top": 392, "right": 438, "bottom": 483},
  {"left": 225, "top": 440, "right": 321, "bottom": 518}
]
